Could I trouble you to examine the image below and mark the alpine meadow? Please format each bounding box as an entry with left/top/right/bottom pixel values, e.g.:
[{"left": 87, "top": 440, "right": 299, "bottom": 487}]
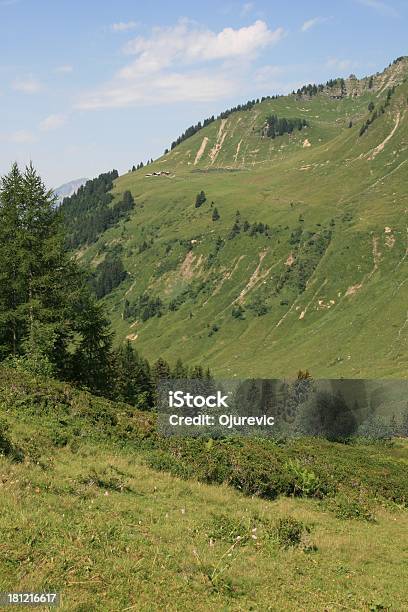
[
  {"left": 60, "top": 57, "right": 408, "bottom": 379},
  {"left": 1, "top": 4, "right": 408, "bottom": 609}
]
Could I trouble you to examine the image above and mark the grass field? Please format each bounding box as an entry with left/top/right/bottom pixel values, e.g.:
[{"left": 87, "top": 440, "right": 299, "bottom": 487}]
[
  {"left": 73, "top": 59, "right": 408, "bottom": 379},
  {"left": 1, "top": 369, "right": 408, "bottom": 610}
]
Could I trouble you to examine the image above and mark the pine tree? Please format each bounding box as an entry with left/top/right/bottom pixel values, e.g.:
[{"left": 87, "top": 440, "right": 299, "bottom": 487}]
[
  {"left": 0, "top": 163, "right": 25, "bottom": 358},
  {"left": 195, "top": 191, "right": 206, "bottom": 208},
  {"left": 212, "top": 207, "right": 220, "bottom": 221},
  {"left": 0, "top": 162, "right": 113, "bottom": 391},
  {"left": 152, "top": 357, "right": 171, "bottom": 383},
  {"left": 173, "top": 357, "right": 188, "bottom": 379}
]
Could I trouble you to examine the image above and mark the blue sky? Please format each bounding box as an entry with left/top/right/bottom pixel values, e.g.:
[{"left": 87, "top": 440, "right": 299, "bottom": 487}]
[{"left": 1, "top": 0, "right": 407, "bottom": 186}]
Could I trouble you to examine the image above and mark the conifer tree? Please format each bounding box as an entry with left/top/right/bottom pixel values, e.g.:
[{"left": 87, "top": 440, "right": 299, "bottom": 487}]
[
  {"left": 212, "top": 207, "right": 220, "bottom": 221},
  {"left": 0, "top": 162, "right": 113, "bottom": 392}
]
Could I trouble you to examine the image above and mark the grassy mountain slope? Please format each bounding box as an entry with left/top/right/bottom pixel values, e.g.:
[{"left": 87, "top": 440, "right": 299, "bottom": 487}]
[
  {"left": 1, "top": 369, "right": 408, "bottom": 610},
  {"left": 76, "top": 58, "right": 408, "bottom": 378}
]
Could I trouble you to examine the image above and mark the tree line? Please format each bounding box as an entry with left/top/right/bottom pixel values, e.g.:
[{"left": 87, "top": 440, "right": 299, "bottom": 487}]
[
  {"left": 0, "top": 163, "right": 210, "bottom": 407},
  {"left": 265, "top": 115, "right": 308, "bottom": 138},
  {"left": 59, "top": 172, "right": 134, "bottom": 248},
  {"left": 167, "top": 96, "right": 283, "bottom": 152}
]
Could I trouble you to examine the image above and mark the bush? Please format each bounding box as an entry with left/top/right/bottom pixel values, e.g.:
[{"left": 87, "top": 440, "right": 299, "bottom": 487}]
[
  {"left": 80, "top": 465, "right": 132, "bottom": 493},
  {"left": 284, "top": 459, "right": 327, "bottom": 498},
  {"left": 0, "top": 417, "right": 24, "bottom": 462},
  {"left": 273, "top": 517, "right": 310, "bottom": 549},
  {"left": 328, "top": 493, "right": 376, "bottom": 522}
]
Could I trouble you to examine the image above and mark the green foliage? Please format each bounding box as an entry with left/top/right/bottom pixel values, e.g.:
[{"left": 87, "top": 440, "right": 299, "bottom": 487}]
[
  {"left": 209, "top": 514, "right": 252, "bottom": 544},
  {"left": 81, "top": 465, "right": 132, "bottom": 492},
  {"left": 0, "top": 163, "right": 113, "bottom": 395},
  {"left": 231, "top": 305, "right": 245, "bottom": 319},
  {"left": 90, "top": 254, "right": 127, "bottom": 299},
  {"left": 124, "top": 293, "right": 163, "bottom": 322},
  {"left": 195, "top": 190, "right": 207, "bottom": 208},
  {"left": 248, "top": 296, "right": 268, "bottom": 317},
  {"left": 356, "top": 414, "right": 394, "bottom": 440},
  {"left": 212, "top": 207, "right": 220, "bottom": 221},
  {"left": 285, "top": 459, "right": 327, "bottom": 498},
  {"left": 265, "top": 114, "right": 308, "bottom": 138},
  {"left": 0, "top": 416, "right": 23, "bottom": 462},
  {"left": 273, "top": 517, "right": 310, "bottom": 549},
  {"left": 328, "top": 493, "right": 376, "bottom": 522},
  {"left": 61, "top": 178, "right": 135, "bottom": 249}
]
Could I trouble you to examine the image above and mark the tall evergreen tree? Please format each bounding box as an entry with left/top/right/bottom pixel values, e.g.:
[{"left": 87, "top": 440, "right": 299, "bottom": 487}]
[
  {"left": 0, "top": 163, "right": 25, "bottom": 358},
  {"left": 0, "top": 162, "right": 113, "bottom": 393}
]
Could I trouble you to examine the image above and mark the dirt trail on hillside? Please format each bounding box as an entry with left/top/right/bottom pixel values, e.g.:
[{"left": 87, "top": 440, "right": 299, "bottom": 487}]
[
  {"left": 194, "top": 137, "right": 209, "bottom": 165},
  {"left": 368, "top": 111, "right": 401, "bottom": 160},
  {"left": 369, "top": 159, "right": 408, "bottom": 190},
  {"left": 345, "top": 236, "right": 381, "bottom": 296},
  {"left": 298, "top": 279, "right": 328, "bottom": 321}
]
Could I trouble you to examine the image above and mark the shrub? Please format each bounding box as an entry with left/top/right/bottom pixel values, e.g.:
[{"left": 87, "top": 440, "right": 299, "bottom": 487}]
[
  {"left": 0, "top": 417, "right": 24, "bottom": 462},
  {"left": 81, "top": 466, "right": 132, "bottom": 493},
  {"left": 273, "top": 517, "right": 310, "bottom": 549},
  {"left": 328, "top": 493, "right": 376, "bottom": 522},
  {"left": 195, "top": 191, "right": 206, "bottom": 208},
  {"left": 284, "top": 459, "right": 327, "bottom": 498}
]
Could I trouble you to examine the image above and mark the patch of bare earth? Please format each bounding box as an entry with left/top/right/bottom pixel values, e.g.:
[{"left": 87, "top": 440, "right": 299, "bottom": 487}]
[
  {"left": 209, "top": 119, "right": 228, "bottom": 164},
  {"left": 194, "top": 137, "right": 209, "bottom": 165},
  {"left": 126, "top": 333, "right": 138, "bottom": 341},
  {"left": 179, "top": 251, "right": 203, "bottom": 281},
  {"left": 235, "top": 250, "right": 269, "bottom": 305}
]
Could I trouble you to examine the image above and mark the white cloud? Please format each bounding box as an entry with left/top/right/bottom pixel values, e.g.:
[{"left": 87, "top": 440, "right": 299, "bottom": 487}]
[
  {"left": 10, "top": 130, "right": 35, "bottom": 143},
  {"left": 122, "top": 20, "right": 284, "bottom": 73},
  {"left": 55, "top": 64, "right": 73, "bottom": 74},
  {"left": 78, "top": 20, "right": 285, "bottom": 109},
  {"left": 301, "top": 16, "right": 328, "bottom": 32},
  {"left": 39, "top": 114, "right": 67, "bottom": 131},
  {"left": 112, "top": 21, "right": 139, "bottom": 32},
  {"left": 12, "top": 75, "right": 42, "bottom": 93},
  {"left": 78, "top": 71, "right": 237, "bottom": 109},
  {"left": 354, "top": 0, "right": 398, "bottom": 17}
]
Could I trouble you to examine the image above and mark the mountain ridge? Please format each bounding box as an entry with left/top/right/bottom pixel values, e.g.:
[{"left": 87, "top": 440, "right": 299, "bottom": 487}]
[{"left": 63, "top": 57, "right": 408, "bottom": 378}]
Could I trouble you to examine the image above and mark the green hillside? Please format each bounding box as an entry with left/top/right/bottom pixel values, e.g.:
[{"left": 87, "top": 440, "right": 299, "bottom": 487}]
[
  {"left": 67, "top": 57, "right": 408, "bottom": 378},
  {"left": 1, "top": 369, "right": 408, "bottom": 610}
]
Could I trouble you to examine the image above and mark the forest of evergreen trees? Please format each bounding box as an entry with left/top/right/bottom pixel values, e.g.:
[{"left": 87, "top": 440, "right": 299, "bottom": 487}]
[
  {"left": 295, "top": 78, "right": 346, "bottom": 98},
  {"left": 89, "top": 253, "right": 128, "bottom": 299},
  {"left": 0, "top": 163, "right": 210, "bottom": 408},
  {"left": 59, "top": 172, "right": 135, "bottom": 248},
  {"left": 265, "top": 114, "right": 309, "bottom": 138}
]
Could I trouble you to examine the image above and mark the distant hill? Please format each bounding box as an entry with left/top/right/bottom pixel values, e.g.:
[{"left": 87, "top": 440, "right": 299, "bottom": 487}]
[
  {"left": 60, "top": 56, "right": 408, "bottom": 378},
  {"left": 54, "top": 178, "right": 88, "bottom": 204}
]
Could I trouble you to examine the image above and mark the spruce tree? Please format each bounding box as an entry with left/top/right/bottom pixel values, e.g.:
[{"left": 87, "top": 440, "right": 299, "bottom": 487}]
[
  {"left": 0, "top": 163, "right": 25, "bottom": 358},
  {"left": 0, "top": 162, "right": 113, "bottom": 392},
  {"left": 212, "top": 207, "right": 220, "bottom": 221}
]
